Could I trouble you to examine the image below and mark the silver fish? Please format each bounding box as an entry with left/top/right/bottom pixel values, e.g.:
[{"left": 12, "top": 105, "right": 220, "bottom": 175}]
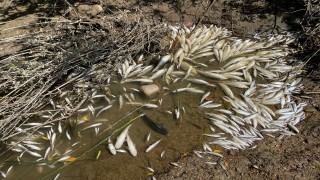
[
  {"left": 115, "top": 125, "right": 132, "bottom": 149},
  {"left": 53, "top": 174, "right": 60, "bottom": 180},
  {"left": 24, "top": 144, "right": 41, "bottom": 151},
  {"left": 150, "top": 69, "right": 167, "bottom": 80},
  {"left": 146, "top": 139, "right": 161, "bottom": 153},
  {"left": 0, "top": 171, "right": 6, "bottom": 178},
  {"left": 219, "top": 83, "right": 234, "bottom": 98},
  {"left": 66, "top": 130, "right": 71, "bottom": 140},
  {"left": 126, "top": 134, "right": 137, "bottom": 157},
  {"left": 146, "top": 132, "right": 151, "bottom": 142},
  {"left": 160, "top": 150, "right": 165, "bottom": 158},
  {"left": 81, "top": 123, "right": 102, "bottom": 131},
  {"left": 108, "top": 137, "right": 117, "bottom": 155},
  {"left": 153, "top": 54, "right": 172, "bottom": 72},
  {"left": 119, "top": 95, "right": 124, "bottom": 110},
  {"left": 57, "top": 156, "right": 71, "bottom": 162},
  {"left": 198, "top": 71, "right": 228, "bottom": 80},
  {"left": 121, "top": 78, "right": 153, "bottom": 84},
  {"left": 95, "top": 105, "right": 112, "bottom": 118},
  {"left": 26, "top": 150, "right": 42, "bottom": 158}
]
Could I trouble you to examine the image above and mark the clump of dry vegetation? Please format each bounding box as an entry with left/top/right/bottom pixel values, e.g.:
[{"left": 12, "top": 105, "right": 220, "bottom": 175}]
[
  {"left": 299, "top": 0, "right": 320, "bottom": 68},
  {"left": 0, "top": 6, "right": 166, "bottom": 143}
]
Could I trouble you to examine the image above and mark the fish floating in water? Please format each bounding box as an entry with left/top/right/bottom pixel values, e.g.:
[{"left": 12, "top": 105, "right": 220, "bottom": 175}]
[{"left": 141, "top": 114, "right": 168, "bottom": 135}]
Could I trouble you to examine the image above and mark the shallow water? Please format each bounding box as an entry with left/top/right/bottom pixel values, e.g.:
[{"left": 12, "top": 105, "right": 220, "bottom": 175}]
[{"left": 1, "top": 69, "right": 228, "bottom": 179}]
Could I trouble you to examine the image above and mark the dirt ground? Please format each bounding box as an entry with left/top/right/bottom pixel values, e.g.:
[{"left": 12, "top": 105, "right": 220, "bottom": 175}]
[{"left": 1, "top": 0, "right": 319, "bottom": 179}]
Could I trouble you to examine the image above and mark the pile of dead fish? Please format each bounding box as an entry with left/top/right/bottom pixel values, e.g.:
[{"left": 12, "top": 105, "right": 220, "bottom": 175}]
[
  {"left": 117, "top": 24, "right": 306, "bottom": 150},
  {"left": 1, "top": 24, "right": 306, "bottom": 178}
]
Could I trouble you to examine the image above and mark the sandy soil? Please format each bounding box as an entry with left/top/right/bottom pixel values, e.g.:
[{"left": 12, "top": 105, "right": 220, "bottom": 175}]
[{"left": 0, "top": 0, "right": 319, "bottom": 179}]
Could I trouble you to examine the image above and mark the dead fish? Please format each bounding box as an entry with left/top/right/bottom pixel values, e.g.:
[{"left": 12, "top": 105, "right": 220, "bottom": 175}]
[
  {"left": 150, "top": 68, "right": 167, "bottom": 80},
  {"left": 58, "top": 121, "right": 62, "bottom": 133},
  {"left": 170, "top": 162, "right": 181, "bottom": 167},
  {"left": 146, "top": 166, "right": 155, "bottom": 173},
  {"left": 200, "top": 100, "right": 213, "bottom": 107},
  {"left": 160, "top": 150, "right": 165, "bottom": 158},
  {"left": 57, "top": 156, "right": 70, "bottom": 162},
  {"left": 153, "top": 54, "right": 172, "bottom": 72},
  {"left": 287, "top": 123, "right": 299, "bottom": 133},
  {"left": 141, "top": 114, "right": 168, "bottom": 135},
  {"left": 205, "top": 161, "right": 217, "bottom": 165},
  {"left": 51, "top": 133, "right": 56, "bottom": 149},
  {"left": 199, "top": 102, "right": 221, "bottom": 109},
  {"left": 26, "top": 150, "right": 42, "bottom": 158},
  {"left": 119, "top": 95, "right": 124, "bottom": 110},
  {"left": 63, "top": 149, "right": 72, "bottom": 155},
  {"left": 186, "top": 78, "right": 215, "bottom": 87},
  {"left": 95, "top": 105, "right": 112, "bottom": 118},
  {"left": 205, "top": 151, "right": 224, "bottom": 158},
  {"left": 146, "top": 132, "right": 151, "bottom": 142},
  {"left": 116, "top": 149, "right": 127, "bottom": 153},
  {"left": 223, "top": 81, "right": 249, "bottom": 89},
  {"left": 22, "top": 140, "right": 41, "bottom": 145},
  {"left": 173, "top": 87, "right": 204, "bottom": 94},
  {"left": 175, "top": 108, "right": 180, "bottom": 119},
  {"left": 95, "top": 127, "right": 100, "bottom": 135},
  {"left": 126, "top": 134, "right": 137, "bottom": 156},
  {"left": 121, "top": 78, "right": 153, "bottom": 84},
  {"left": 23, "top": 123, "right": 42, "bottom": 126},
  {"left": 81, "top": 123, "right": 102, "bottom": 131},
  {"left": 66, "top": 130, "right": 71, "bottom": 140},
  {"left": 194, "top": 150, "right": 203, "bottom": 158},
  {"left": 88, "top": 104, "right": 95, "bottom": 116},
  {"left": 71, "top": 142, "right": 80, "bottom": 147},
  {"left": 53, "top": 173, "right": 60, "bottom": 180},
  {"left": 146, "top": 139, "right": 161, "bottom": 153},
  {"left": 173, "top": 48, "right": 184, "bottom": 62},
  {"left": 65, "top": 97, "right": 73, "bottom": 108},
  {"left": 11, "top": 148, "right": 23, "bottom": 153},
  {"left": 6, "top": 166, "right": 13, "bottom": 176},
  {"left": 219, "top": 83, "right": 234, "bottom": 98},
  {"left": 198, "top": 71, "right": 228, "bottom": 80},
  {"left": 108, "top": 137, "right": 117, "bottom": 155},
  {"left": 127, "top": 102, "right": 159, "bottom": 109},
  {"left": 200, "top": 92, "right": 211, "bottom": 103},
  {"left": 24, "top": 144, "right": 41, "bottom": 151},
  {"left": 115, "top": 125, "right": 132, "bottom": 149},
  {"left": 0, "top": 171, "right": 6, "bottom": 178},
  {"left": 203, "top": 142, "right": 212, "bottom": 152},
  {"left": 137, "top": 65, "right": 154, "bottom": 77},
  {"left": 77, "top": 107, "right": 89, "bottom": 113}
]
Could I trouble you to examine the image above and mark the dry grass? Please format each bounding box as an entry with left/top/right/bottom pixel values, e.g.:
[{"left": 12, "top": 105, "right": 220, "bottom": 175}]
[
  {"left": 0, "top": 10, "right": 166, "bottom": 143},
  {"left": 299, "top": 0, "right": 320, "bottom": 59}
]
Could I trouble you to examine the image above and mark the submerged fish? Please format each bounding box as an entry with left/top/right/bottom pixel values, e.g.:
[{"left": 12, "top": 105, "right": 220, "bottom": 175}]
[
  {"left": 115, "top": 125, "right": 132, "bottom": 149},
  {"left": 146, "top": 139, "right": 161, "bottom": 153},
  {"left": 126, "top": 134, "right": 137, "bottom": 157},
  {"left": 141, "top": 114, "right": 168, "bottom": 135},
  {"left": 107, "top": 137, "right": 117, "bottom": 155}
]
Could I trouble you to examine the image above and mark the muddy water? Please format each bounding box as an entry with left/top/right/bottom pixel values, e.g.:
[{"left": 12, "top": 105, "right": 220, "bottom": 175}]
[
  {"left": 1, "top": 73, "right": 229, "bottom": 179},
  {"left": 55, "top": 78, "right": 222, "bottom": 180}
]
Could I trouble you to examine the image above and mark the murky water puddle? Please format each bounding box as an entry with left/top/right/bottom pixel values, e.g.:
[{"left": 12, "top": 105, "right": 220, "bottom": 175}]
[{"left": 1, "top": 71, "right": 229, "bottom": 179}]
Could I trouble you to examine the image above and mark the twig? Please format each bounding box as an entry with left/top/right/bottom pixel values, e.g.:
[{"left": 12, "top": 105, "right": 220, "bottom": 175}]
[{"left": 194, "top": 0, "right": 216, "bottom": 31}]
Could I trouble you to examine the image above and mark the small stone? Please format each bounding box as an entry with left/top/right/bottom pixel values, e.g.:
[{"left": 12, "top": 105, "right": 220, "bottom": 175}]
[
  {"left": 141, "top": 84, "right": 160, "bottom": 98},
  {"left": 74, "top": 4, "right": 103, "bottom": 17}
]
